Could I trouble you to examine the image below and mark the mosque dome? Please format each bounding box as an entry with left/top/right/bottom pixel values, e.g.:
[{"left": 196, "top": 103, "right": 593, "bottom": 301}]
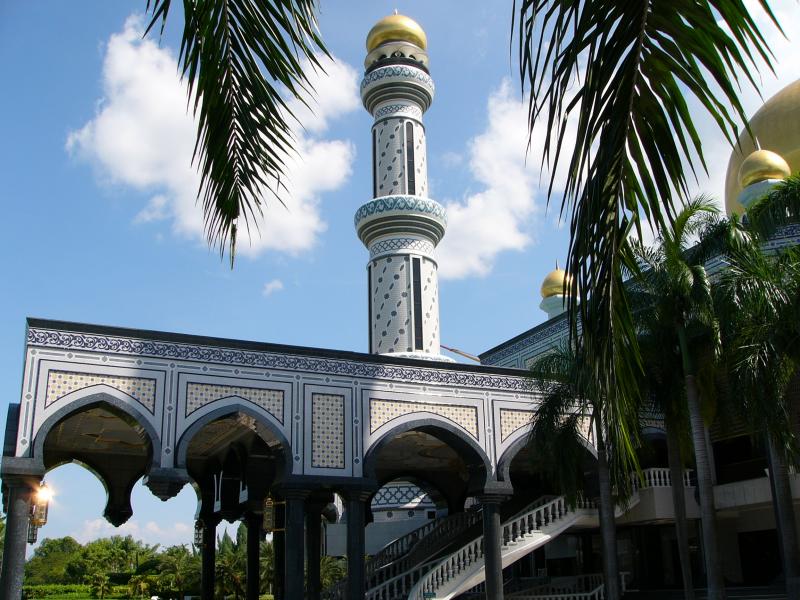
[
  {"left": 366, "top": 14, "right": 427, "bottom": 52},
  {"left": 724, "top": 79, "right": 800, "bottom": 215},
  {"left": 738, "top": 149, "right": 791, "bottom": 188},
  {"left": 540, "top": 265, "right": 572, "bottom": 299}
]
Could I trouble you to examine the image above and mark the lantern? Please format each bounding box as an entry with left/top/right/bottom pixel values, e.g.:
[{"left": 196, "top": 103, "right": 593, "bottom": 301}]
[
  {"left": 194, "top": 520, "right": 204, "bottom": 546},
  {"left": 262, "top": 496, "right": 275, "bottom": 532}
]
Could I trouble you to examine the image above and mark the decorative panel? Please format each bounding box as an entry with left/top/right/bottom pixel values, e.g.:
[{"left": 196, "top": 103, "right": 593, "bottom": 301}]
[
  {"left": 46, "top": 370, "right": 156, "bottom": 413},
  {"left": 499, "top": 409, "right": 532, "bottom": 442},
  {"left": 311, "top": 393, "right": 345, "bottom": 469},
  {"left": 372, "top": 482, "right": 434, "bottom": 508},
  {"left": 186, "top": 383, "right": 284, "bottom": 421},
  {"left": 370, "top": 398, "right": 478, "bottom": 438}
]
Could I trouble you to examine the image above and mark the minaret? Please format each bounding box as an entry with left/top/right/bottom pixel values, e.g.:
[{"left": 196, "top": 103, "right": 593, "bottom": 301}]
[{"left": 355, "top": 14, "right": 450, "bottom": 360}]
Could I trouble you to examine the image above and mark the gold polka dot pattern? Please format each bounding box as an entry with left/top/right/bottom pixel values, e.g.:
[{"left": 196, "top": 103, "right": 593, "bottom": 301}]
[
  {"left": 186, "top": 383, "right": 284, "bottom": 420},
  {"left": 45, "top": 370, "right": 156, "bottom": 412},
  {"left": 370, "top": 399, "right": 478, "bottom": 437},
  {"left": 311, "top": 394, "right": 345, "bottom": 469}
]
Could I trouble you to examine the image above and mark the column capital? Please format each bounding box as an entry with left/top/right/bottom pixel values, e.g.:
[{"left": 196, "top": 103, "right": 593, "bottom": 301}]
[
  {"left": 477, "top": 482, "right": 513, "bottom": 505},
  {"left": 279, "top": 487, "right": 310, "bottom": 501}
]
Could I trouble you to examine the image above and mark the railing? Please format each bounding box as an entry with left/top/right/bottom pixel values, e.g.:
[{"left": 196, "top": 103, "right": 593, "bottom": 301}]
[
  {"left": 631, "top": 467, "right": 693, "bottom": 490},
  {"left": 410, "top": 495, "right": 596, "bottom": 600},
  {"left": 321, "top": 510, "right": 482, "bottom": 600},
  {"left": 511, "top": 573, "right": 629, "bottom": 600}
]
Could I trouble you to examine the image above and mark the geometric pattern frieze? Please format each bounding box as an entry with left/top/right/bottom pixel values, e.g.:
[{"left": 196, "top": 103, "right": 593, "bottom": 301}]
[
  {"left": 370, "top": 398, "right": 478, "bottom": 438},
  {"left": 499, "top": 409, "right": 532, "bottom": 442},
  {"left": 185, "top": 382, "right": 284, "bottom": 421},
  {"left": 28, "top": 327, "right": 533, "bottom": 392},
  {"left": 372, "top": 482, "right": 434, "bottom": 508},
  {"left": 311, "top": 393, "right": 345, "bottom": 469},
  {"left": 45, "top": 370, "right": 156, "bottom": 413}
]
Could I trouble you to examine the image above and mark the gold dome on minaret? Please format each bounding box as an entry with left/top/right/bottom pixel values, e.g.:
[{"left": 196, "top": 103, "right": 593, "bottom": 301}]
[
  {"left": 724, "top": 78, "right": 800, "bottom": 215},
  {"left": 540, "top": 264, "right": 572, "bottom": 299},
  {"left": 366, "top": 13, "right": 428, "bottom": 52},
  {"left": 738, "top": 149, "right": 791, "bottom": 188}
]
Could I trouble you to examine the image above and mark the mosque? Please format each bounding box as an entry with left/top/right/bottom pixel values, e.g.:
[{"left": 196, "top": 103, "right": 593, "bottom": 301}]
[{"left": 2, "top": 11, "right": 800, "bottom": 600}]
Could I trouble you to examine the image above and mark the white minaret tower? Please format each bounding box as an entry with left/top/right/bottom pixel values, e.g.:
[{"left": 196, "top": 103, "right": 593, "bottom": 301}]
[{"left": 355, "top": 14, "right": 450, "bottom": 360}]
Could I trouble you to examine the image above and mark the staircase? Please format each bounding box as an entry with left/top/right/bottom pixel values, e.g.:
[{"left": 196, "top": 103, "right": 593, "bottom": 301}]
[
  {"left": 408, "top": 495, "right": 601, "bottom": 600},
  {"left": 322, "top": 510, "right": 482, "bottom": 600}
]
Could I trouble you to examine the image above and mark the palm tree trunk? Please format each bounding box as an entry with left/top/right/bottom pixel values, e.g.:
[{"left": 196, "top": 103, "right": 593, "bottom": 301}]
[
  {"left": 595, "top": 410, "right": 621, "bottom": 600},
  {"left": 666, "top": 416, "right": 695, "bottom": 599},
  {"left": 678, "top": 325, "right": 726, "bottom": 600},
  {"left": 767, "top": 434, "right": 800, "bottom": 600}
]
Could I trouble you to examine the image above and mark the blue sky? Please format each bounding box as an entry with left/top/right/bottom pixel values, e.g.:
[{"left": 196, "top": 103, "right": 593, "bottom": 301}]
[{"left": 1, "top": 1, "right": 799, "bottom": 551}]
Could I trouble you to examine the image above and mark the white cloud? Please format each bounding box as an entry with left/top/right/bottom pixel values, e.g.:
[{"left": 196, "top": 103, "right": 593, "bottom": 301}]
[
  {"left": 67, "top": 14, "right": 359, "bottom": 258},
  {"left": 437, "top": 79, "right": 572, "bottom": 279},
  {"left": 262, "top": 278, "right": 285, "bottom": 297},
  {"left": 71, "top": 518, "right": 192, "bottom": 547}
]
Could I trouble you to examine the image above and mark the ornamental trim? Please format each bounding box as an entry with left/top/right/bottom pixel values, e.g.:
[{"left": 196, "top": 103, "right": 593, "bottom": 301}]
[
  {"left": 361, "top": 65, "right": 434, "bottom": 92},
  {"left": 355, "top": 196, "right": 447, "bottom": 228},
  {"left": 369, "top": 237, "right": 435, "bottom": 258},
  {"left": 27, "top": 328, "right": 535, "bottom": 392},
  {"left": 374, "top": 104, "right": 423, "bottom": 120}
]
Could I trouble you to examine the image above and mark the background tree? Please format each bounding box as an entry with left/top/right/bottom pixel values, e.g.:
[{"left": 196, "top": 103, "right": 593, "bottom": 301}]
[
  {"left": 216, "top": 526, "right": 246, "bottom": 598},
  {"left": 24, "top": 537, "right": 83, "bottom": 585},
  {"left": 513, "top": 7, "right": 780, "bottom": 598},
  {"left": 632, "top": 197, "right": 725, "bottom": 597},
  {"left": 716, "top": 219, "right": 800, "bottom": 597},
  {"left": 529, "top": 341, "right": 632, "bottom": 600}
]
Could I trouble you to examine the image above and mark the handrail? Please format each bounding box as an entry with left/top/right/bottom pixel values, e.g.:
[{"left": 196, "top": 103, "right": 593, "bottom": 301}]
[
  {"left": 631, "top": 467, "right": 693, "bottom": 490},
  {"left": 410, "top": 495, "right": 596, "bottom": 600}
]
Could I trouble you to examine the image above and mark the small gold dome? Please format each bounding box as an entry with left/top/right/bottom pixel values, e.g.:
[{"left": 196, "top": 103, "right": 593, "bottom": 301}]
[
  {"left": 366, "top": 14, "right": 427, "bottom": 52},
  {"left": 738, "top": 149, "right": 790, "bottom": 188},
  {"left": 725, "top": 79, "right": 800, "bottom": 215},
  {"left": 541, "top": 266, "right": 572, "bottom": 299}
]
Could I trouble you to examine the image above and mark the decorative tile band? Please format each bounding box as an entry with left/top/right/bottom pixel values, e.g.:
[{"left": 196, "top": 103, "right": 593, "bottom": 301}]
[
  {"left": 28, "top": 328, "right": 534, "bottom": 392},
  {"left": 370, "top": 398, "right": 478, "bottom": 438},
  {"left": 185, "top": 383, "right": 284, "bottom": 421},
  {"left": 311, "top": 393, "right": 345, "bottom": 469},
  {"left": 369, "top": 237, "right": 435, "bottom": 258},
  {"left": 372, "top": 482, "right": 434, "bottom": 508},
  {"left": 354, "top": 195, "right": 447, "bottom": 228},
  {"left": 499, "top": 409, "right": 532, "bottom": 442},
  {"left": 361, "top": 65, "right": 434, "bottom": 92},
  {"left": 45, "top": 370, "right": 156, "bottom": 413},
  {"left": 374, "top": 103, "right": 423, "bottom": 120}
]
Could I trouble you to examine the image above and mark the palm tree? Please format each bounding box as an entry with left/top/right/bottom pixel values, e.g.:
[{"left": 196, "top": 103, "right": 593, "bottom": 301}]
[
  {"left": 128, "top": 574, "right": 150, "bottom": 599},
  {"left": 216, "top": 529, "right": 246, "bottom": 599},
  {"left": 143, "top": 0, "right": 328, "bottom": 265},
  {"left": 529, "top": 341, "right": 636, "bottom": 600},
  {"left": 513, "top": 10, "right": 781, "bottom": 599},
  {"left": 715, "top": 222, "right": 800, "bottom": 598},
  {"left": 259, "top": 539, "right": 274, "bottom": 594},
  {"left": 88, "top": 572, "right": 112, "bottom": 599},
  {"left": 160, "top": 545, "right": 199, "bottom": 599},
  {"left": 632, "top": 197, "right": 725, "bottom": 598},
  {"left": 636, "top": 321, "right": 695, "bottom": 599}
]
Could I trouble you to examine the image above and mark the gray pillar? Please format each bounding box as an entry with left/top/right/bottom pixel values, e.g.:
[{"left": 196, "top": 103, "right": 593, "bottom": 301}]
[
  {"left": 346, "top": 491, "right": 371, "bottom": 600},
  {"left": 246, "top": 512, "right": 262, "bottom": 600},
  {"left": 200, "top": 518, "right": 217, "bottom": 600},
  {"left": 273, "top": 526, "right": 285, "bottom": 600},
  {"left": 306, "top": 502, "right": 325, "bottom": 600},
  {"left": 0, "top": 479, "right": 34, "bottom": 600},
  {"left": 479, "top": 494, "right": 505, "bottom": 600},
  {"left": 284, "top": 489, "right": 308, "bottom": 600}
]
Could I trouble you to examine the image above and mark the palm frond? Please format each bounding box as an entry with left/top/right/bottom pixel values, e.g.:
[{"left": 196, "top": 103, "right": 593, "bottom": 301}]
[
  {"left": 747, "top": 174, "right": 800, "bottom": 240},
  {"left": 513, "top": 0, "right": 778, "bottom": 477},
  {"left": 145, "top": 0, "right": 327, "bottom": 265}
]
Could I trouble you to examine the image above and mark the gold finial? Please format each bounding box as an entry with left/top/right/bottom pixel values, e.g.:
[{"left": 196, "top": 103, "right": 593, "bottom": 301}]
[
  {"left": 541, "top": 264, "right": 572, "bottom": 299},
  {"left": 366, "top": 13, "right": 427, "bottom": 52},
  {"left": 738, "top": 149, "right": 791, "bottom": 188}
]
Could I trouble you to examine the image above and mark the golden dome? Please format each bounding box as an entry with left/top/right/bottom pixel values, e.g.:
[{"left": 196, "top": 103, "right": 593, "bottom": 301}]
[
  {"left": 540, "top": 266, "right": 572, "bottom": 299},
  {"left": 725, "top": 78, "right": 800, "bottom": 215},
  {"left": 366, "top": 14, "right": 427, "bottom": 52},
  {"left": 738, "top": 149, "right": 790, "bottom": 188}
]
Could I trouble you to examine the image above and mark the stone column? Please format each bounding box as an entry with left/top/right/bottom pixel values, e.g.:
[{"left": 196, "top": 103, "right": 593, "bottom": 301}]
[
  {"left": 200, "top": 517, "right": 219, "bottom": 600},
  {"left": 273, "top": 526, "right": 285, "bottom": 600},
  {"left": 284, "top": 489, "right": 308, "bottom": 600},
  {"left": 479, "top": 494, "right": 507, "bottom": 600},
  {"left": 306, "top": 500, "right": 327, "bottom": 600},
  {"left": 345, "top": 491, "right": 372, "bottom": 600},
  {"left": 0, "top": 478, "right": 35, "bottom": 600},
  {"left": 245, "top": 512, "right": 262, "bottom": 600}
]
